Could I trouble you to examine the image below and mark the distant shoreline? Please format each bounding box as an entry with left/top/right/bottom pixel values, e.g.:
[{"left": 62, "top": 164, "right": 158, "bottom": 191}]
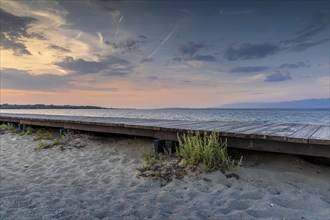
[{"left": 0, "top": 104, "right": 107, "bottom": 109}]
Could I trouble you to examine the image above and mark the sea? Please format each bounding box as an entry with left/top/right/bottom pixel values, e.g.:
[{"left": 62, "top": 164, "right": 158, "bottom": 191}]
[{"left": 0, "top": 108, "right": 329, "bottom": 126}]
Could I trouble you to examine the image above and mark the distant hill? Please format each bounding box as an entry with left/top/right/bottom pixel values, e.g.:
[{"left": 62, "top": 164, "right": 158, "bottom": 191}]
[{"left": 219, "top": 98, "right": 330, "bottom": 109}]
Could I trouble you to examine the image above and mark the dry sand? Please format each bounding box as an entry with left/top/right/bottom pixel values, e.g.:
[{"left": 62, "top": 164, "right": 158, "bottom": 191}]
[{"left": 0, "top": 132, "right": 329, "bottom": 219}]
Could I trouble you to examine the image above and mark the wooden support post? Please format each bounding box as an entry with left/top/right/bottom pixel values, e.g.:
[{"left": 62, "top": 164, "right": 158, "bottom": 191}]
[
  {"left": 18, "top": 123, "right": 25, "bottom": 131},
  {"left": 153, "top": 140, "right": 177, "bottom": 154},
  {"left": 153, "top": 139, "right": 165, "bottom": 153},
  {"left": 59, "top": 128, "right": 66, "bottom": 137}
]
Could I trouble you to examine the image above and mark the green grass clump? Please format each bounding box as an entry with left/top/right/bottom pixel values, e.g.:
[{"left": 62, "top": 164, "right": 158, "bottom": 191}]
[
  {"left": 177, "top": 131, "right": 242, "bottom": 172},
  {"left": 22, "top": 126, "right": 35, "bottom": 135},
  {"left": 0, "top": 123, "right": 17, "bottom": 133},
  {"left": 33, "top": 129, "right": 53, "bottom": 140},
  {"left": 140, "top": 145, "right": 174, "bottom": 168},
  {"left": 33, "top": 142, "right": 51, "bottom": 151}
]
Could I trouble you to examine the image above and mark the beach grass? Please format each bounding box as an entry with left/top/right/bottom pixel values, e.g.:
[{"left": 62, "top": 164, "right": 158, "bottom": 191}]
[
  {"left": 177, "top": 131, "right": 242, "bottom": 172},
  {"left": 0, "top": 123, "right": 17, "bottom": 133},
  {"left": 33, "top": 129, "right": 54, "bottom": 141}
]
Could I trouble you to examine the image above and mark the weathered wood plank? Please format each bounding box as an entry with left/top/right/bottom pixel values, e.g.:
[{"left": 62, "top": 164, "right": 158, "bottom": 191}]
[
  {"left": 266, "top": 123, "right": 307, "bottom": 142},
  {"left": 288, "top": 125, "right": 321, "bottom": 143},
  {"left": 225, "top": 122, "right": 271, "bottom": 133},
  {"left": 166, "top": 121, "right": 225, "bottom": 130},
  {"left": 226, "top": 137, "right": 330, "bottom": 158},
  {"left": 206, "top": 122, "right": 255, "bottom": 132},
  {"left": 309, "top": 126, "right": 330, "bottom": 145}
]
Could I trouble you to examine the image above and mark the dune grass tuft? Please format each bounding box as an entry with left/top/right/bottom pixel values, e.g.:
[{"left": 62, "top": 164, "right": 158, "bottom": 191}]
[
  {"left": 0, "top": 123, "right": 17, "bottom": 133},
  {"left": 177, "top": 131, "right": 242, "bottom": 172},
  {"left": 33, "top": 129, "right": 53, "bottom": 141}
]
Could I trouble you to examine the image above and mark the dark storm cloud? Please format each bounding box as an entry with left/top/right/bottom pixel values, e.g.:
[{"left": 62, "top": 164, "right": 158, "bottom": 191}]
[
  {"left": 280, "top": 61, "right": 310, "bottom": 69},
  {"left": 229, "top": 66, "right": 270, "bottom": 73},
  {"left": 223, "top": 43, "right": 280, "bottom": 61},
  {"left": 1, "top": 68, "right": 72, "bottom": 91},
  {"left": 264, "top": 71, "right": 292, "bottom": 82},
  {"left": 105, "top": 36, "right": 146, "bottom": 54},
  {"left": 175, "top": 41, "right": 216, "bottom": 62},
  {"left": 281, "top": 11, "right": 329, "bottom": 52},
  {"left": 48, "top": 44, "right": 71, "bottom": 53},
  {"left": 55, "top": 55, "right": 133, "bottom": 76},
  {"left": 0, "top": 9, "right": 40, "bottom": 56}
]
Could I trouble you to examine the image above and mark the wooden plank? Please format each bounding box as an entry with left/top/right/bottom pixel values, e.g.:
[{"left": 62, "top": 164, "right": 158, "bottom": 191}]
[
  {"left": 226, "top": 123, "right": 279, "bottom": 140},
  {"left": 166, "top": 121, "right": 224, "bottom": 130},
  {"left": 206, "top": 122, "right": 256, "bottom": 132},
  {"left": 288, "top": 125, "right": 321, "bottom": 143},
  {"left": 266, "top": 123, "right": 307, "bottom": 142},
  {"left": 225, "top": 122, "right": 271, "bottom": 133},
  {"left": 226, "top": 137, "right": 330, "bottom": 158},
  {"left": 309, "top": 126, "right": 330, "bottom": 145}
]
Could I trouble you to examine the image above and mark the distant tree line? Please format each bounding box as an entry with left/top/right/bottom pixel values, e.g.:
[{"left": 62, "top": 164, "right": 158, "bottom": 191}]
[{"left": 0, "top": 104, "right": 106, "bottom": 109}]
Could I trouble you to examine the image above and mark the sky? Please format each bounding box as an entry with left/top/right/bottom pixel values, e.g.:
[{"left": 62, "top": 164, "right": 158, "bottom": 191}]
[{"left": 0, "top": 0, "right": 329, "bottom": 108}]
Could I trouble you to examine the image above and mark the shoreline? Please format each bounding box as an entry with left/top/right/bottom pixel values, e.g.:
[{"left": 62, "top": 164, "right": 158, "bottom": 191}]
[{"left": 0, "top": 132, "right": 329, "bottom": 219}]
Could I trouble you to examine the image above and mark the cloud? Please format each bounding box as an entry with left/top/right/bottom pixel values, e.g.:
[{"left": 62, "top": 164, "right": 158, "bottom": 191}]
[
  {"left": 55, "top": 55, "right": 134, "bottom": 76},
  {"left": 179, "top": 41, "right": 208, "bottom": 57},
  {"left": 0, "top": 8, "right": 40, "bottom": 56},
  {"left": 224, "top": 42, "right": 280, "bottom": 61},
  {"left": 281, "top": 11, "right": 329, "bottom": 52},
  {"left": 105, "top": 35, "right": 146, "bottom": 54},
  {"left": 140, "top": 58, "right": 154, "bottom": 63},
  {"left": 193, "top": 54, "right": 217, "bottom": 62},
  {"left": 264, "top": 71, "right": 292, "bottom": 82},
  {"left": 91, "top": 0, "right": 123, "bottom": 23},
  {"left": 1, "top": 68, "right": 72, "bottom": 91},
  {"left": 282, "top": 38, "right": 329, "bottom": 52},
  {"left": 48, "top": 44, "right": 71, "bottom": 52},
  {"left": 229, "top": 66, "right": 270, "bottom": 73},
  {"left": 223, "top": 11, "right": 328, "bottom": 61},
  {"left": 280, "top": 61, "right": 310, "bottom": 69},
  {"left": 175, "top": 41, "right": 216, "bottom": 62}
]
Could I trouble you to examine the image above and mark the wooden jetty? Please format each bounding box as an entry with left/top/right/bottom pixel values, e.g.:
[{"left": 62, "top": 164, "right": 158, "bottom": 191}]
[{"left": 0, "top": 113, "right": 329, "bottom": 158}]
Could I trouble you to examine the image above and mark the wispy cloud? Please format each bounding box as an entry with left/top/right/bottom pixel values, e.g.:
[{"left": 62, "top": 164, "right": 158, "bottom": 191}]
[
  {"left": 280, "top": 61, "right": 310, "bottom": 69},
  {"left": 48, "top": 44, "right": 71, "bottom": 53},
  {"left": 264, "top": 71, "right": 292, "bottom": 82},
  {"left": 229, "top": 66, "right": 270, "bottom": 73},
  {"left": 280, "top": 11, "right": 329, "bottom": 52}
]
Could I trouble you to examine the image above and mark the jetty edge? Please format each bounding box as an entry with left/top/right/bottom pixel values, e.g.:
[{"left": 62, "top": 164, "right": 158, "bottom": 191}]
[{"left": 0, "top": 113, "right": 329, "bottom": 158}]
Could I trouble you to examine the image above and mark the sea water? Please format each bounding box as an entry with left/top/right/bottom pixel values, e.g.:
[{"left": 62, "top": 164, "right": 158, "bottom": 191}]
[{"left": 0, "top": 108, "right": 329, "bottom": 125}]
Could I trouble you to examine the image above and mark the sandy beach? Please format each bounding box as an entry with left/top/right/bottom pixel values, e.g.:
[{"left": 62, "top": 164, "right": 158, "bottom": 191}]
[{"left": 0, "top": 131, "right": 329, "bottom": 220}]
